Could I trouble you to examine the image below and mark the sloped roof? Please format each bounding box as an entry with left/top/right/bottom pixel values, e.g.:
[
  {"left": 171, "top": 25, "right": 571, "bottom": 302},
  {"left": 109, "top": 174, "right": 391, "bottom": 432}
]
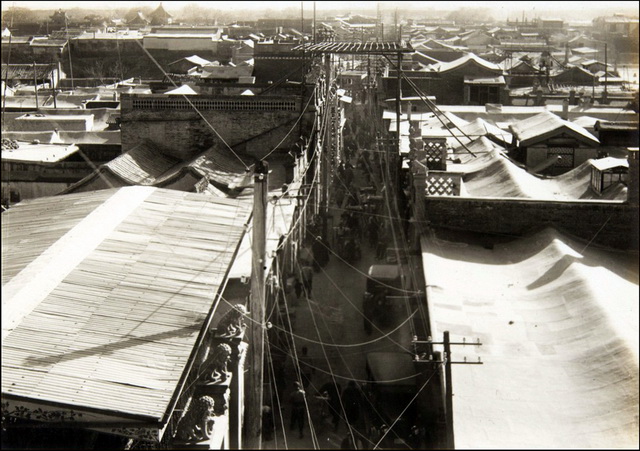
[
  {"left": 1, "top": 64, "right": 56, "bottom": 80},
  {"left": 509, "top": 111, "right": 599, "bottom": 147},
  {"left": 417, "top": 38, "right": 467, "bottom": 52},
  {"left": 413, "top": 51, "right": 441, "bottom": 65},
  {"left": 2, "top": 187, "right": 251, "bottom": 424},
  {"left": 453, "top": 143, "right": 626, "bottom": 201},
  {"left": 590, "top": 157, "right": 629, "bottom": 171},
  {"left": 500, "top": 58, "right": 538, "bottom": 72},
  {"left": 458, "top": 118, "right": 513, "bottom": 145},
  {"left": 164, "top": 84, "right": 198, "bottom": 95},
  {"left": 150, "top": 2, "right": 172, "bottom": 20},
  {"left": 64, "top": 141, "right": 252, "bottom": 195},
  {"left": 572, "top": 46, "right": 599, "bottom": 54},
  {"left": 201, "top": 65, "right": 253, "bottom": 79},
  {"left": 464, "top": 75, "right": 506, "bottom": 85},
  {"left": 104, "top": 141, "right": 181, "bottom": 184},
  {"left": 168, "top": 55, "right": 211, "bottom": 67},
  {"left": 421, "top": 227, "right": 638, "bottom": 448},
  {"left": 128, "top": 11, "right": 149, "bottom": 25},
  {"left": 1, "top": 143, "right": 79, "bottom": 163},
  {"left": 557, "top": 64, "right": 596, "bottom": 79},
  {"left": 435, "top": 53, "right": 502, "bottom": 73}
]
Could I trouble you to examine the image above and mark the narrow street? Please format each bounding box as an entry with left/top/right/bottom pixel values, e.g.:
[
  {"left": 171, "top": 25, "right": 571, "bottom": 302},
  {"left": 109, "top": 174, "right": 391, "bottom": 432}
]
[{"left": 264, "top": 155, "right": 418, "bottom": 450}]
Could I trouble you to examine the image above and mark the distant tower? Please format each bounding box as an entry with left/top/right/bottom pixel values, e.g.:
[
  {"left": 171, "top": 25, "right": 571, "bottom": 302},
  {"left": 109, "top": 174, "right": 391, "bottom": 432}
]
[
  {"left": 150, "top": 2, "right": 172, "bottom": 26},
  {"left": 394, "top": 8, "right": 398, "bottom": 42},
  {"left": 377, "top": 2, "right": 382, "bottom": 41}
]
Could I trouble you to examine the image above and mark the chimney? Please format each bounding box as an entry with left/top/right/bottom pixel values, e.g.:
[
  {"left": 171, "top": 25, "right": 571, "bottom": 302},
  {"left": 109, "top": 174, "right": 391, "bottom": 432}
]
[
  {"left": 561, "top": 99, "right": 569, "bottom": 120},
  {"left": 406, "top": 100, "right": 412, "bottom": 121}
]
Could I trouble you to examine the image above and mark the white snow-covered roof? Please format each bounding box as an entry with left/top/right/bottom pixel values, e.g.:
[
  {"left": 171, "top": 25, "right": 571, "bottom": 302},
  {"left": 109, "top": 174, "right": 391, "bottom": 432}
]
[
  {"left": 510, "top": 111, "right": 600, "bottom": 147},
  {"left": 164, "top": 84, "right": 197, "bottom": 95},
  {"left": 435, "top": 53, "right": 502, "bottom": 73},
  {"left": 590, "top": 157, "right": 628, "bottom": 171}
]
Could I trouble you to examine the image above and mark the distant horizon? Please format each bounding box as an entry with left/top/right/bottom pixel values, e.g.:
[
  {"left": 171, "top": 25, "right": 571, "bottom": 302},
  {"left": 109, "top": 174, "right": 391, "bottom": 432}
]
[{"left": 2, "top": 1, "right": 639, "bottom": 18}]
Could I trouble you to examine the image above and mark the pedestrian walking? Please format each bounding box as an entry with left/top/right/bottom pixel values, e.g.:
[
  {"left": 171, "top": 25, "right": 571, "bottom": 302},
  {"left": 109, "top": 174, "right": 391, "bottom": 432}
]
[
  {"left": 340, "top": 433, "right": 363, "bottom": 449},
  {"left": 262, "top": 405, "right": 274, "bottom": 441},
  {"left": 289, "top": 381, "right": 306, "bottom": 439},
  {"left": 318, "top": 381, "right": 342, "bottom": 432},
  {"left": 341, "top": 381, "right": 362, "bottom": 429},
  {"left": 294, "top": 277, "right": 303, "bottom": 299},
  {"left": 344, "top": 163, "right": 354, "bottom": 186},
  {"left": 299, "top": 346, "right": 315, "bottom": 390},
  {"left": 301, "top": 264, "right": 314, "bottom": 295},
  {"left": 312, "top": 236, "right": 330, "bottom": 271},
  {"left": 367, "top": 217, "right": 378, "bottom": 249}
]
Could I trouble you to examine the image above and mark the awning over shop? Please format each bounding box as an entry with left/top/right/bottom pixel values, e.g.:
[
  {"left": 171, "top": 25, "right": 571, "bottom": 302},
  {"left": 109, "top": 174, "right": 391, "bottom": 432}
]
[{"left": 421, "top": 227, "right": 639, "bottom": 449}]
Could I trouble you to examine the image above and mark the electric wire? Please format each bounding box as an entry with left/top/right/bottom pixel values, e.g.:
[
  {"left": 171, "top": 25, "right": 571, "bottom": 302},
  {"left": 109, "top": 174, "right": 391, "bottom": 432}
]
[
  {"left": 277, "top": 267, "right": 321, "bottom": 449},
  {"left": 270, "top": 308, "right": 418, "bottom": 348},
  {"left": 284, "top": 262, "right": 359, "bottom": 448},
  {"left": 260, "top": 92, "right": 315, "bottom": 162},
  {"left": 133, "top": 39, "right": 251, "bottom": 172},
  {"left": 266, "top": 332, "right": 289, "bottom": 449},
  {"left": 289, "top": 256, "right": 419, "bottom": 447},
  {"left": 372, "top": 369, "right": 438, "bottom": 450}
]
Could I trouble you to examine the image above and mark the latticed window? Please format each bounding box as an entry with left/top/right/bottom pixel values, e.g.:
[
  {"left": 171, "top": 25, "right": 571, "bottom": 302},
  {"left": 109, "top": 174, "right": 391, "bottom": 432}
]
[
  {"left": 131, "top": 98, "right": 297, "bottom": 111},
  {"left": 423, "top": 138, "right": 447, "bottom": 170},
  {"left": 547, "top": 147, "right": 574, "bottom": 168},
  {"left": 426, "top": 174, "right": 459, "bottom": 196}
]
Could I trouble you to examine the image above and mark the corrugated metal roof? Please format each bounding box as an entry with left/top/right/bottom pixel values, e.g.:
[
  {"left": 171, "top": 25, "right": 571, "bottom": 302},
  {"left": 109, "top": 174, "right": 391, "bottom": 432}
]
[
  {"left": 1, "top": 187, "right": 250, "bottom": 420},
  {"left": 292, "top": 41, "right": 414, "bottom": 54},
  {"left": 1, "top": 64, "right": 56, "bottom": 80},
  {"left": 105, "top": 141, "right": 181, "bottom": 184},
  {"left": 509, "top": 111, "right": 600, "bottom": 147}
]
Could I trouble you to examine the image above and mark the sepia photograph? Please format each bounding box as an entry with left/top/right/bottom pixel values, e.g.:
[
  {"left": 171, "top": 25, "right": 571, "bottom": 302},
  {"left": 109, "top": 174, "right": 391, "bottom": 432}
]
[{"left": 1, "top": 1, "right": 638, "bottom": 449}]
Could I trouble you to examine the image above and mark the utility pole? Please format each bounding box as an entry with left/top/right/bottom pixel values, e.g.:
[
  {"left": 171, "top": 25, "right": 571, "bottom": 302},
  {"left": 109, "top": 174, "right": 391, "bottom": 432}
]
[
  {"left": 603, "top": 43, "right": 608, "bottom": 104},
  {"left": 52, "top": 73, "right": 57, "bottom": 108},
  {"left": 321, "top": 53, "right": 331, "bottom": 238},
  {"left": 395, "top": 52, "right": 402, "bottom": 197},
  {"left": 33, "top": 62, "right": 39, "bottom": 109},
  {"left": 65, "top": 13, "right": 74, "bottom": 91},
  {"left": 443, "top": 331, "right": 454, "bottom": 449},
  {"left": 413, "top": 332, "right": 483, "bottom": 449},
  {"left": 313, "top": 0, "right": 316, "bottom": 44},
  {"left": 244, "top": 160, "right": 269, "bottom": 449}
]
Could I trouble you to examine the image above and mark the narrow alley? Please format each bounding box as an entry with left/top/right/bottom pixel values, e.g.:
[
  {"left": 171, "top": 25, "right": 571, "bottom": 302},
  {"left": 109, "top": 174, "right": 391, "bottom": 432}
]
[{"left": 263, "top": 150, "right": 426, "bottom": 450}]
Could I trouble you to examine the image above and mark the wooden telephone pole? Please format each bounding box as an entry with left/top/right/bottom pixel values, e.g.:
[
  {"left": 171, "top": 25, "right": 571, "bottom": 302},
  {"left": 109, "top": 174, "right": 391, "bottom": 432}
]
[
  {"left": 413, "top": 331, "right": 484, "bottom": 449},
  {"left": 244, "top": 160, "right": 268, "bottom": 449}
]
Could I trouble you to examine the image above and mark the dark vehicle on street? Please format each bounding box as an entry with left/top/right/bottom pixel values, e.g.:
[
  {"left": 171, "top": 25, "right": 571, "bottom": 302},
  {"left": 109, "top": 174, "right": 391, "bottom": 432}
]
[
  {"left": 362, "top": 264, "right": 405, "bottom": 334},
  {"left": 365, "top": 352, "right": 417, "bottom": 448}
]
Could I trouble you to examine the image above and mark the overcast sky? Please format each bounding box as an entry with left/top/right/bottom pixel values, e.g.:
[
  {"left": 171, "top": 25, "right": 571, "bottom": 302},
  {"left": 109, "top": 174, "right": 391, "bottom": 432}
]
[
  {"left": 2, "top": 0, "right": 638, "bottom": 13},
  {"left": 2, "top": 0, "right": 638, "bottom": 23}
]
